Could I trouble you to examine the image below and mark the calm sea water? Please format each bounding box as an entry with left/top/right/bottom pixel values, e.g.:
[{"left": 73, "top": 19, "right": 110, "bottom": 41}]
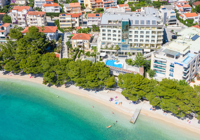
[{"left": 0, "top": 78, "right": 199, "bottom": 140}]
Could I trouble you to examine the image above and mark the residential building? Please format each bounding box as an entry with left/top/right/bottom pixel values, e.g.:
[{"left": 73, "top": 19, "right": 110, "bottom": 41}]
[
  {"left": 0, "top": 13, "right": 5, "bottom": 25},
  {"left": 151, "top": 27, "right": 200, "bottom": 82},
  {"left": 105, "top": 4, "right": 130, "bottom": 12},
  {"left": 22, "top": 26, "right": 58, "bottom": 40},
  {"left": 59, "top": 13, "right": 82, "bottom": 28},
  {"left": 11, "top": 6, "right": 33, "bottom": 27},
  {"left": 179, "top": 13, "right": 199, "bottom": 24},
  {"left": 34, "top": 0, "right": 54, "bottom": 8},
  {"left": 99, "top": 7, "right": 163, "bottom": 56},
  {"left": 0, "top": 23, "right": 11, "bottom": 44},
  {"left": 192, "top": 1, "right": 200, "bottom": 9},
  {"left": 63, "top": 3, "right": 81, "bottom": 13},
  {"left": 11, "top": 0, "right": 26, "bottom": 5},
  {"left": 0, "top": 0, "right": 6, "bottom": 8},
  {"left": 71, "top": 33, "right": 92, "bottom": 50},
  {"left": 87, "top": 13, "right": 102, "bottom": 27},
  {"left": 78, "top": 0, "right": 84, "bottom": 4},
  {"left": 84, "top": 0, "right": 117, "bottom": 10},
  {"left": 192, "top": 25, "right": 200, "bottom": 29},
  {"left": 159, "top": 5, "right": 177, "bottom": 25},
  {"left": 42, "top": 2, "right": 60, "bottom": 13},
  {"left": 175, "top": 1, "right": 191, "bottom": 13},
  {"left": 26, "top": 11, "right": 47, "bottom": 27}
]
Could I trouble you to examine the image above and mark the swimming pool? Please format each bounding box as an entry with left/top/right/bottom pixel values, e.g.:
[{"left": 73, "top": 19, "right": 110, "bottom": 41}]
[
  {"left": 182, "top": 53, "right": 196, "bottom": 64},
  {"left": 106, "top": 60, "right": 123, "bottom": 68}
]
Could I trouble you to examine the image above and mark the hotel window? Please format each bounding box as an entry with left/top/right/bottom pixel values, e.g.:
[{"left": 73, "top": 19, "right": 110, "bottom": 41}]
[
  {"left": 108, "top": 30, "right": 111, "bottom": 32},
  {"left": 135, "top": 31, "right": 138, "bottom": 34},
  {"left": 118, "top": 30, "right": 121, "bottom": 33},
  {"left": 102, "top": 29, "right": 106, "bottom": 32},
  {"left": 134, "top": 39, "right": 138, "bottom": 42},
  {"left": 118, "top": 35, "right": 121, "bottom": 37},
  {"left": 113, "top": 38, "right": 116, "bottom": 41},
  {"left": 102, "top": 38, "right": 106, "bottom": 40},
  {"left": 146, "top": 31, "right": 150, "bottom": 34},
  {"left": 140, "top": 31, "right": 144, "bottom": 34},
  {"left": 134, "top": 35, "right": 138, "bottom": 38},
  {"left": 108, "top": 38, "right": 111, "bottom": 40},
  {"left": 140, "top": 35, "right": 144, "bottom": 38},
  {"left": 118, "top": 39, "right": 121, "bottom": 41},
  {"left": 108, "top": 34, "right": 111, "bottom": 36},
  {"left": 113, "top": 30, "right": 116, "bottom": 33},
  {"left": 151, "top": 40, "right": 155, "bottom": 42},
  {"left": 102, "top": 34, "right": 106, "bottom": 36},
  {"left": 129, "top": 35, "right": 132, "bottom": 37},
  {"left": 140, "top": 39, "right": 143, "bottom": 42},
  {"left": 146, "top": 20, "right": 150, "bottom": 25},
  {"left": 146, "top": 40, "right": 149, "bottom": 42},
  {"left": 146, "top": 35, "right": 149, "bottom": 38},
  {"left": 152, "top": 36, "right": 155, "bottom": 38},
  {"left": 135, "top": 20, "right": 139, "bottom": 25},
  {"left": 129, "top": 39, "right": 132, "bottom": 41},
  {"left": 140, "top": 20, "right": 144, "bottom": 25},
  {"left": 152, "top": 20, "right": 156, "bottom": 25},
  {"left": 113, "top": 34, "right": 116, "bottom": 37}
]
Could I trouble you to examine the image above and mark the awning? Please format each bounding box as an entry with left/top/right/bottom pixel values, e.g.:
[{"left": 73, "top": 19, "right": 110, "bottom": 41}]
[
  {"left": 100, "top": 53, "right": 106, "bottom": 57},
  {"left": 163, "top": 49, "right": 180, "bottom": 56}
]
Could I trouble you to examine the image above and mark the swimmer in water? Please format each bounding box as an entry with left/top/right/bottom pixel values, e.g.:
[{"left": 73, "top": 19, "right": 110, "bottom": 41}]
[{"left": 57, "top": 95, "right": 59, "bottom": 98}]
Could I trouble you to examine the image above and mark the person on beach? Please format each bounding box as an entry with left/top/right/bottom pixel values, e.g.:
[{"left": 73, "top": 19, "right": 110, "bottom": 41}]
[
  {"left": 112, "top": 112, "right": 114, "bottom": 114},
  {"left": 116, "top": 121, "right": 118, "bottom": 123},
  {"left": 57, "top": 95, "right": 59, "bottom": 98},
  {"left": 92, "top": 106, "right": 94, "bottom": 108},
  {"left": 113, "top": 123, "right": 115, "bottom": 126}
]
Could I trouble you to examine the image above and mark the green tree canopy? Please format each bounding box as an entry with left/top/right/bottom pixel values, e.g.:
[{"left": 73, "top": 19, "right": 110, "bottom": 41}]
[{"left": 2, "top": 15, "right": 11, "bottom": 23}]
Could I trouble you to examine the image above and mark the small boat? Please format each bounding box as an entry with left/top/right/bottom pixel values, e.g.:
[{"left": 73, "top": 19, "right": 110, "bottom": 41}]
[{"left": 107, "top": 125, "right": 111, "bottom": 128}]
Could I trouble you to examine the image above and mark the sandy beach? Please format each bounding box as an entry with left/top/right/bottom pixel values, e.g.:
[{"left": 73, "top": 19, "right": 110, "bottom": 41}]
[{"left": 1, "top": 72, "right": 200, "bottom": 136}]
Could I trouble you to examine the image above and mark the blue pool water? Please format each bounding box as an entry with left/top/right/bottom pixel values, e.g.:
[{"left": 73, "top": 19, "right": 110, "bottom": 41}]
[
  {"left": 106, "top": 60, "right": 123, "bottom": 68},
  {"left": 182, "top": 53, "right": 196, "bottom": 64}
]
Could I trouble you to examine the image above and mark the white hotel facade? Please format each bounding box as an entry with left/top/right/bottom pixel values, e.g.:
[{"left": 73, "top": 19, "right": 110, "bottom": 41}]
[
  {"left": 99, "top": 7, "right": 163, "bottom": 56},
  {"left": 151, "top": 27, "right": 200, "bottom": 82}
]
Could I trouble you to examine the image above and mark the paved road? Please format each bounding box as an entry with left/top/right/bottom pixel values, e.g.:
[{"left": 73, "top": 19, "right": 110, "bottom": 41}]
[{"left": 62, "top": 33, "right": 68, "bottom": 58}]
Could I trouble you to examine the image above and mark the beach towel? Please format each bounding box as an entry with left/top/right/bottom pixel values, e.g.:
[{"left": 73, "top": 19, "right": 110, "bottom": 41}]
[{"left": 115, "top": 102, "right": 118, "bottom": 105}]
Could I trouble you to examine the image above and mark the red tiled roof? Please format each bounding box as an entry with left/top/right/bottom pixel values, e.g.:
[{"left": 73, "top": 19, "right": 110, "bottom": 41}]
[
  {"left": 96, "top": 0, "right": 103, "bottom": 3},
  {"left": 180, "top": 9, "right": 183, "bottom": 11},
  {"left": 104, "top": 1, "right": 113, "bottom": 4},
  {"left": 59, "top": 13, "right": 82, "bottom": 17},
  {"left": 184, "top": 13, "right": 198, "bottom": 17},
  {"left": 22, "top": 26, "right": 57, "bottom": 33},
  {"left": 27, "top": 11, "right": 45, "bottom": 16},
  {"left": 0, "top": 13, "right": 5, "bottom": 15},
  {"left": 12, "top": 6, "right": 30, "bottom": 12},
  {"left": 69, "top": 2, "right": 80, "bottom": 7},
  {"left": 193, "top": 1, "right": 200, "bottom": 6},
  {"left": 45, "top": 0, "right": 53, "bottom": 1},
  {"left": 76, "top": 26, "right": 81, "bottom": 29},
  {"left": 176, "top": 5, "right": 181, "bottom": 7},
  {"left": 71, "top": 33, "right": 92, "bottom": 40},
  {"left": 87, "top": 13, "right": 102, "bottom": 17},
  {"left": 180, "top": 15, "right": 183, "bottom": 17},
  {"left": 43, "top": 2, "right": 59, "bottom": 7},
  {"left": 182, "top": 4, "right": 191, "bottom": 7},
  {"left": 192, "top": 25, "right": 200, "bottom": 29},
  {"left": 1, "top": 23, "right": 11, "bottom": 27},
  {"left": 118, "top": 4, "right": 128, "bottom": 7},
  {"left": 56, "top": 53, "right": 60, "bottom": 60}
]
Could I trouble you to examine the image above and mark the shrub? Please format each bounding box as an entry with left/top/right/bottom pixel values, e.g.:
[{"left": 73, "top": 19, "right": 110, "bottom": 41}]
[
  {"left": 86, "top": 51, "right": 90, "bottom": 57},
  {"left": 148, "top": 69, "right": 156, "bottom": 78}
]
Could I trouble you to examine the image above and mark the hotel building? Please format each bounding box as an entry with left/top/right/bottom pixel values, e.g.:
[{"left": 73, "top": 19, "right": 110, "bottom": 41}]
[
  {"left": 26, "top": 11, "right": 47, "bottom": 27},
  {"left": 59, "top": 13, "right": 82, "bottom": 28},
  {"left": 63, "top": 3, "right": 81, "bottom": 13},
  {"left": 84, "top": 0, "right": 117, "bottom": 10},
  {"left": 151, "top": 27, "right": 200, "bottom": 82},
  {"left": 99, "top": 7, "right": 163, "bottom": 56}
]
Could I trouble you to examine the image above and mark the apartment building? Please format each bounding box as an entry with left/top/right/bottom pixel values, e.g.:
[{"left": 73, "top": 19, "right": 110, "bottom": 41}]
[
  {"left": 99, "top": 7, "right": 163, "bottom": 56},
  {"left": 0, "top": 23, "right": 11, "bottom": 44},
  {"left": 63, "top": 3, "right": 81, "bottom": 13},
  {"left": 84, "top": 0, "right": 117, "bottom": 10},
  {"left": 159, "top": 5, "right": 177, "bottom": 25},
  {"left": 87, "top": 13, "right": 102, "bottom": 27},
  {"left": 42, "top": 2, "right": 60, "bottom": 13},
  {"left": 175, "top": 1, "right": 191, "bottom": 13},
  {"left": 26, "top": 11, "right": 47, "bottom": 27},
  {"left": 0, "top": 0, "right": 6, "bottom": 8},
  {"left": 59, "top": 13, "right": 82, "bottom": 28},
  {"left": 34, "top": 0, "right": 54, "bottom": 8},
  {"left": 71, "top": 33, "right": 92, "bottom": 50},
  {"left": 22, "top": 26, "right": 58, "bottom": 40},
  {"left": 11, "top": 6, "right": 33, "bottom": 27},
  {"left": 151, "top": 27, "right": 200, "bottom": 82},
  {"left": 11, "top": 0, "right": 26, "bottom": 5},
  {"left": 179, "top": 13, "right": 199, "bottom": 24}
]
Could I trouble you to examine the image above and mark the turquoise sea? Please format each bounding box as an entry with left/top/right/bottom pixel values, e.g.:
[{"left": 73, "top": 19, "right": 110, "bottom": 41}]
[{"left": 0, "top": 78, "right": 199, "bottom": 140}]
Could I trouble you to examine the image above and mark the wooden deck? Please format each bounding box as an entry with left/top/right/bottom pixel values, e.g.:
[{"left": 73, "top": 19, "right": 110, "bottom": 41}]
[{"left": 130, "top": 103, "right": 143, "bottom": 124}]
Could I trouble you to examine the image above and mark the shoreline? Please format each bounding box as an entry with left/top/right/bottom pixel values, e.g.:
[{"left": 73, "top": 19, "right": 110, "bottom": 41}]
[{"left": 1, "top": 73, "right": 200, "bottom": 136}]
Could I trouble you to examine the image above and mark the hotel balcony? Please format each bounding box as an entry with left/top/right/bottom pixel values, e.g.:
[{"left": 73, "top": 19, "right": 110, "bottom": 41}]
[
  {"left": 153, "top": 66, "right": 166, "bottom": 70},
  {"left": 154, "top": 61, "right": 166, "bottom": 65}
]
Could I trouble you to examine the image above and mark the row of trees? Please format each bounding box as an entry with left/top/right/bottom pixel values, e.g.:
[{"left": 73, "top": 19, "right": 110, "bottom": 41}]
[
  {"left": 118, "top": 73, "right": 200, "bottom": 120},
  {"left": 0, "top": 26, "right": 115, "bottom": 89}
]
